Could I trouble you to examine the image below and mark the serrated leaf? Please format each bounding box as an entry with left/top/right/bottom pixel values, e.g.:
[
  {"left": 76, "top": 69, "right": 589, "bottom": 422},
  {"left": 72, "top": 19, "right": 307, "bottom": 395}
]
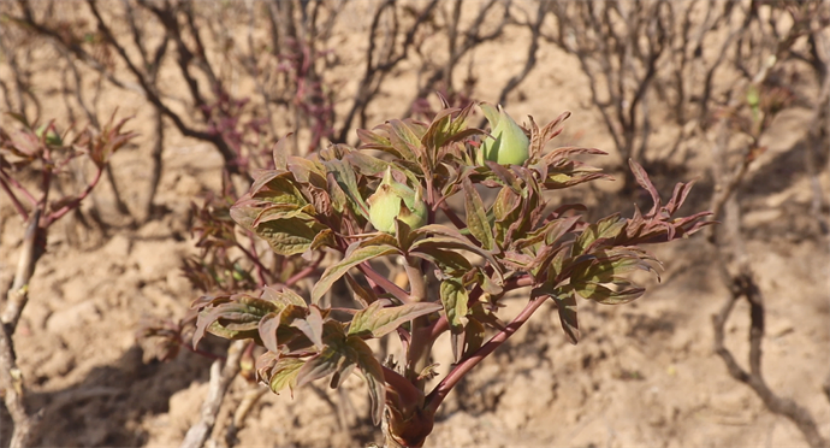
[
  {"left": 348, "top": 301, "right": 442, "bottom": 338},
  {"left": 462, "top": 178, "right": 494, "bottom": 250},
  {"left": 347, "top": 336, "right": 385, "bottom": 425},
  {"left": 312, "top": 244, "right": 400, "bottom": 303}
]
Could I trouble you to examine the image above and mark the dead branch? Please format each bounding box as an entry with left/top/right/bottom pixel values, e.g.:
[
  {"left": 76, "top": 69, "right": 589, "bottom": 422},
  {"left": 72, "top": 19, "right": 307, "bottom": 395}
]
[
  {"left": 410, "top": 0, "right": 510, "bottom": 120},
  {"left": 0, "top": 211, "right": 44, "bottom": 448},
  {"left": 546, "top": 0, "right": 668, "bottom": 166},
  {"left": 705, "top": 72, "right": 828, "bottom": 448},
  {"left": 336, "top": 0, "right": 440, "bottom": 143},
  {"left": 496, "top": 1, "right": 546, "bottom": 106},
  {"left": 180, "top": 339, "right": 246, "bottom": 448}
]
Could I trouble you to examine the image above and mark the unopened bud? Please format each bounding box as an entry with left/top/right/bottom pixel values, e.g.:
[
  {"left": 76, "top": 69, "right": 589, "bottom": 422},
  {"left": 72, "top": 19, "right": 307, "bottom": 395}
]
[
  {"left": 478, "top": 103, "right": 529, "bottom": 166},
  {"left": 367, "top": 168, "right": 428, "bottom": 233}
]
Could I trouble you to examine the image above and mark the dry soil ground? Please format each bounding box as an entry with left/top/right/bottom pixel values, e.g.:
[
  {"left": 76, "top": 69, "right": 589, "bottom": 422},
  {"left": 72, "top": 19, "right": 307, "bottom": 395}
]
[{"left": 0, "top": 2, "right": 828, "bottom": 447}]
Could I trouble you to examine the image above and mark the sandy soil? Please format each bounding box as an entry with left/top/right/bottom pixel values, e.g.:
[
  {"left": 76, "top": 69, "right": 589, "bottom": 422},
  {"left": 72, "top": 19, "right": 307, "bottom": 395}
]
[{"left": 0, "top": 2, "right": 828, "bottom": 447}]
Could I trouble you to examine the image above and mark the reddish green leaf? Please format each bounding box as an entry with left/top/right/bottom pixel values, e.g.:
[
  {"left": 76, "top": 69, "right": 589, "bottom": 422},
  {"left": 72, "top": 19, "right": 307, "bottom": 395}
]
[
  {"left": 347, "top": 336, "right": 385, "bottom": 425},
  {"left": 262, "top": 286, "right": 307, "bottom": 307},
  {"left": 345, "top": 273, "right": 378, "bottom": 307},
  {"left": 290, "top": 306, "right": 326, "bottom": 350},
  {"left": 348, "top": 301, "right": 442, "bottom": 338},
  {"left": 295, "top": 341, "right": 354, "bottom": 389},
  {"left": 553, "top": 293, "right": 580, "bottom": 344},
  {"left": 268, "top": 358, "right": 305, "bottom": 395},
  {"left": 322, "top": 159, "right": 370, "bottom": 219},
  {"left": 462, "top": 178, "right": 494, "bottom": 251},
  {"left": 441, "top": 279, "right": 469, "bottom": 362},
  {"left": 629, "top": 159, "right": 660, "bottom": 215},
  {"left": 572, "top": 280, "right": 645, "bottom": 305},
  {"left": 440, "top": 280, "right": 469, "bottom": 330},
  {"left": 193, "top": 295, "right": 278, "bottom": 347},
  {"left": 255, "top": 217, "right": 326, "bottom": 256},
  {"left": 409, "top": 245, "right": 472, "bottom": 277},
  {"left": 312, "top": 244, "right": 399, "bottom": 303}
]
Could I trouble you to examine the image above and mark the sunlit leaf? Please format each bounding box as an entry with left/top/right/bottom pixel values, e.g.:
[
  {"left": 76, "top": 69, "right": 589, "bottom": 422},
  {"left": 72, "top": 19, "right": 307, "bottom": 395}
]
[
  {"left": 312, "top": 244, "right": 400, "bottom": 303},
  {"left": 348, "top": 301, "right": 442, "bottom": 338},
  {"left": 268, "top": 358, "right": 305, "bottom": 395},
  {"left": 462, "top": 178, "right": 494, "bottom": 251},
  {"left": 193, "top": 295, "right": 278, "bottom": 347}
]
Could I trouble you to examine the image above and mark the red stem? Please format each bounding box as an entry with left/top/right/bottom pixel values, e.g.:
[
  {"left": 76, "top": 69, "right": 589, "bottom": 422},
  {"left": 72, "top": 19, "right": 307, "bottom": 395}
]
[
  {"left": 0, "top": 175, "right": 29, "bottom": 221},
  {"left": 286, "top": 252, "right": 324, "bottom": 286},
  {"left": 0, "top": 168, "right": 37, "bottom": 207},
  {"left": 240, "top": 236, "right": 269, "bottom": 287},
  {"left": 383, "top": 365, "right": 423, "bottom": 409},
  {"left": 357, "top": 262, "right": 411, "bottom": 304},
  {"left": 427, "top": 274, "right": 535, "bottom": 340},
  {"left": 424, "top": 293, "right": 547, "bottom": 414},
  {"left": 45, "top": 165, "right": 103, "bottom": 225}
]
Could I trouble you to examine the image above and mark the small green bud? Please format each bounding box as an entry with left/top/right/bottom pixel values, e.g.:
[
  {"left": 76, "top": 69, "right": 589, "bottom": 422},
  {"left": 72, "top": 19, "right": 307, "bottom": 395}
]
[
  {"left": 367, "top": 168, "right": 428, "bottom": 233},
  {"left": 35, "top": 125, "right": 62, "bottom": 147},
  {"left": 478, "top": 103, "right": 529, "bottom": 166}
]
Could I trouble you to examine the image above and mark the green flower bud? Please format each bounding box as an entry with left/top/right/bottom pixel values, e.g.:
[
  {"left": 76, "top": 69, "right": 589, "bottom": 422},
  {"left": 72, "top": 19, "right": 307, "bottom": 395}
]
[
  {"left": 367, "top": 168, "right": 428, "bottom": 233},
  {"left": 478, "top": 103, "right": 529, "bottom": 166}
]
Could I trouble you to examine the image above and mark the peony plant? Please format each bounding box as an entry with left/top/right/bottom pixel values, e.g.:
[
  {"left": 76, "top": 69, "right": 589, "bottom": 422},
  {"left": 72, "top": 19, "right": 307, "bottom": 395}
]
[{"left": 193, "top": 101, "right": 711, "bottom": 447}]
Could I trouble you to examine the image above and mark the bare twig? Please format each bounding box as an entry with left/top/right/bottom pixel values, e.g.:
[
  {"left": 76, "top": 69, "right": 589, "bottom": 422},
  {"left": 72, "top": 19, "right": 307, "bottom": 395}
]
[
  {"left": 495, "top": 1, "right": 545, "bottom": 106},
  {"left": 705, "top": 45, "right": 828, "bottom": 445},
  {"left": 336, "top": 0, "right": 440, "bottom": 143},
  {"left": 547, "top": 0, "right": 667, "bottom": 167},
  {"left": 0, "top": 211, "right": 44, "bottom": 448},
  {"left": 180, "top": 340, "right": 246, "bottom": 448}
]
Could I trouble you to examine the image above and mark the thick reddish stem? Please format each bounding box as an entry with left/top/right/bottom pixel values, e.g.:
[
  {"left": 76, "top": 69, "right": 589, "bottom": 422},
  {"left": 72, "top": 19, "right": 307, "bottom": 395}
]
[
  {"left": 424, "top": 294, "right": 548, "bottom": 413},
  {"left": 382, "top": 365, "right": 422, "bottom": 409}
]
